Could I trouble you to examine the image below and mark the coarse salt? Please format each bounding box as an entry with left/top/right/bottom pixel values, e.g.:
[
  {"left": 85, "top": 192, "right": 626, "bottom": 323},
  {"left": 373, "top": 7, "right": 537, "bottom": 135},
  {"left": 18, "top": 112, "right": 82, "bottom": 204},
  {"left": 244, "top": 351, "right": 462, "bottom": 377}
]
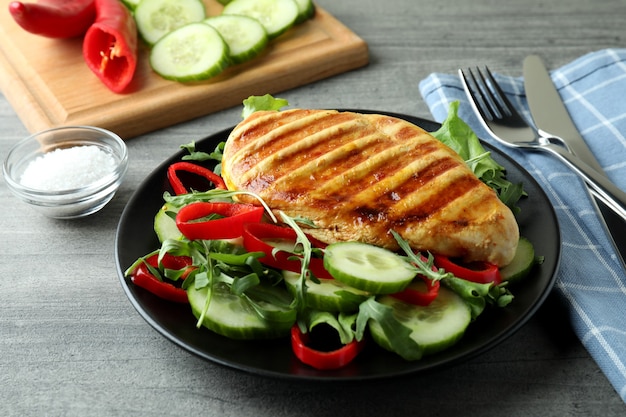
[{"left": 19, "top": 145, "right": 117, "bottom": 191}]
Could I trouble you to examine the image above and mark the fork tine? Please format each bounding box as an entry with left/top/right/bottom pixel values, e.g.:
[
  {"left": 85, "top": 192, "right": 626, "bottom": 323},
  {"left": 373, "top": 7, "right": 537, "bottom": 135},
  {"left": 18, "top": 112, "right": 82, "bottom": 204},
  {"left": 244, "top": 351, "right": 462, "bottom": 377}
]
[
  {"left": 458, "top": 68, "right": 494, "bottom": 122},
  {"left": 472, "top": 67, "right": 506, "bottom": 120},
  {"left": 459, "top": 66, "right": 528, "bottom": 130},
  {"left": 478, "top": 66, "right": 516, "bottom": 118},
  {"left": 479, "top": 66, "right": 530, "bottom": 128}
]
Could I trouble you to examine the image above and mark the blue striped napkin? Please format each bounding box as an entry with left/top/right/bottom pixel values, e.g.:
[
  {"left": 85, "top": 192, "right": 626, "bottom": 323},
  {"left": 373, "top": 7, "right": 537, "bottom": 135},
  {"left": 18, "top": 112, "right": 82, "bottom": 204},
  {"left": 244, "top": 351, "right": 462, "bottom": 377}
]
[{"left": 419, "top": 48, "right": 626, "bottom": 402}]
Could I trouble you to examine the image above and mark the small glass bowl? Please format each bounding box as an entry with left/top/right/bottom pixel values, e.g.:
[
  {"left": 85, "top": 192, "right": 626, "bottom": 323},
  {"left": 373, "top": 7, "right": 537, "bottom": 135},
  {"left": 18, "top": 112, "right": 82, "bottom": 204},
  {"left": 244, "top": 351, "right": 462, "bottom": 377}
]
[{"left": 3, "top": 126, "right": 129, "bottom": 219}]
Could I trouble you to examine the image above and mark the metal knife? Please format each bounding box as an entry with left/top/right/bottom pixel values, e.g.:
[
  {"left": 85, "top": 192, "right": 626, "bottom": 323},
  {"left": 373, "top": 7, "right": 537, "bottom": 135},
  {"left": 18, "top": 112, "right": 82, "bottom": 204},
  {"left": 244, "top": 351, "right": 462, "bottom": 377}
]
[{"left": 523, "top": 54, "right": 626, "bottom": 269}]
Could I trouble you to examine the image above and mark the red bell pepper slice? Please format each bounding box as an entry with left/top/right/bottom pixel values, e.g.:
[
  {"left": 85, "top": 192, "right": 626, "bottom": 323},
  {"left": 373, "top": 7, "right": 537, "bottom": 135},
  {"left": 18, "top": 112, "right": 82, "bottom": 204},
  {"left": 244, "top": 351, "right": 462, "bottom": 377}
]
[
  {"left": 129, "top": 253, "right": 193, "bottom": 304},
  {"left": 175, "top": 202, "right": 264, "bottom": 240},
  {"left": 167, "top": 161, "right": 227, "bottom": 195},
  {"left": 242, "top": 222, "right": 333, "bottom": 279},
  {"left": 8, "top": 0, "right": 96, "bottom": 39},
  {"left": 434, "top": 254, "right": 502, "bottom": 285},
  {"left": 82, "top": 0, "right": 137, "bottom": 93},
  {"left": 391, "top": 275, "right": 440, "bottom": 306},
  {"left": 290, "top": 325, "right": 364, "bottom": 370}
]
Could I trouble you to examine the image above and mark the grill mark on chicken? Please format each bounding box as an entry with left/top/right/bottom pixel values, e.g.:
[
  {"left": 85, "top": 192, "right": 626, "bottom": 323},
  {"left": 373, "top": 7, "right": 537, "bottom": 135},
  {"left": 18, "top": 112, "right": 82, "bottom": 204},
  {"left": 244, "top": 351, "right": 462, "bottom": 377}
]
[
  {"left": 236, "top": 111, "right": 354, "bottom": 163},
  {"left": 224, "top": 112, "right": 330, "bottom": 176},
  {"left": 389, "top": 160, "right": 482, "bottom": 216},
  {"left": 391, "top": 172, "right": 479, "bottom": 223},
  {"left": 310, "top": 139, "right": 444, "bottom": 203},
  {"left": 266, "top": 132, "right": 384, "bottom": 201},
  {"left": 221, "top": 109, "right": 520, "bottom": 266},
  {"left": 241, "top": 118, "right": 380, "bottom": 197},
  {"left": 342, "top": 162, "right": 478, "bottom": 246}
]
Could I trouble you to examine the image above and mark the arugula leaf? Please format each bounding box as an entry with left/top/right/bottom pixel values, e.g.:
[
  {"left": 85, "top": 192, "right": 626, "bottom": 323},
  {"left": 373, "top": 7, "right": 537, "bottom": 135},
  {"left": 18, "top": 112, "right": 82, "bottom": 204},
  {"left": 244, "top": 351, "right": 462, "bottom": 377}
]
[
  {"left": 279, "top": 212, "right": 316, "bottom": 313},
  {"left": 391, "top": 230, "right": 453, "bottom": 282},
  {"left": 243, "top": 282, "right": 297, "bottom": 324},
  {"left": 241, "top": 94, "right": 289, "bottom": 119},
  {"left": 430, "top": 101, "right": 525, "bottom": 214},
  {"left": 356, "top": 297, "right": 423, "bottom": 361},
  {"left": 303, "top": 310, "right": 357, "bottom": 345},
  {"left": 228, "top": 273, "right": 260, "bottom": 296},
  {"left": 210, "top": 251, "right": 265, "bottom": 266},
  {"left": 442, "top": 276, "right": 513, "bottom": 319},
  {"left": 123, "top": 249, "right": 160, "bottom": 278},
  {"left": 179, "top": 141, "right": 224, "bottom": 162},
  {"left": 178, "top": 141, "right": 225, "bottom": 175}
]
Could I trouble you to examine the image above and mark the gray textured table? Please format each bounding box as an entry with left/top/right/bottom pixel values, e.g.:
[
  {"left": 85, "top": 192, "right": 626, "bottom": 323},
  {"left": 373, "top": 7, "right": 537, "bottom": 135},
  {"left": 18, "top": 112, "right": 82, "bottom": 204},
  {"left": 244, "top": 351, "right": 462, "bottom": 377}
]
[{"left": 2, "top": 0, "right": 626, "bottom": 415}]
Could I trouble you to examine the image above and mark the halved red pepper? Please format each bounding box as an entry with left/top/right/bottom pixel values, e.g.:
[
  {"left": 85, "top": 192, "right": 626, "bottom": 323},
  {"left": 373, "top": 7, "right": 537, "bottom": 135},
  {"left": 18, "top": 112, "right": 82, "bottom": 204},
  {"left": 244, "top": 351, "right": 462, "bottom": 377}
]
[
  {"left": 8, "top": 0, "right": 96, "bottom": 39},
  {"left": 82, "top": 0, "right": 137, "bottom": 93},
  {"left": 290, "top": 325, "right": 365, "bottom": 370},
  {"left": 434, "top": 254, "right": 502, "bottom": 285},
  {"left": 242, "top": 222, "right": 333, "bottom": 279},
  {"left": 167, "top": 161, "right": 227, "bottom": 195},
  {"left": 175, "top": 202, "right": 265, "bottom": 240},
  {"left": 130, "top": 253, "right": 193, "bottom": 304},
  {"left": 391, "top": 275, "right": 440, "bottom": 306}
]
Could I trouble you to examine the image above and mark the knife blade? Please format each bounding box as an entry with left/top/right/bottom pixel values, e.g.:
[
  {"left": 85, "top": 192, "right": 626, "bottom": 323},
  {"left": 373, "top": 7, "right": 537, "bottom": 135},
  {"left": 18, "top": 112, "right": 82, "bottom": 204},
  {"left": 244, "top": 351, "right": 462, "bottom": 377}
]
[
  {"left": 523, "top": 54, "right": 626, "bottom": 269},
  {"left": 524, "top": 55, "right": 604, "bottom": 171}
]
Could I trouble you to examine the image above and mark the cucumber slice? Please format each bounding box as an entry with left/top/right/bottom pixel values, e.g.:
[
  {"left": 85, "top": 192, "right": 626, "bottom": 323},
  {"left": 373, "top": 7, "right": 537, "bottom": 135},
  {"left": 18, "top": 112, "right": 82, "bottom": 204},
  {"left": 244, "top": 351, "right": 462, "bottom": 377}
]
[
  {"left": 323, "top": 242, "right": 417, "bottom": 294},
  {"left": 222, "top": 0, "right": 299, "bottom": 39},
  {"left": 150, "top": 23, "right": 230, "bottom": 82},
  {"left": 370, "top": 284, "right": 472, "bottom": 357},
  {"left": 294, "top": 0, "right": 315, "bottom": 23},
  {"left": 135, "top": 0, "right": 206, "bottom": 45},
  {"left": 154, "top": 203, "right": 183, "bottom": 243},
  {"left": 282, "top": 270, "right": 370, "bottom": 313},
  {"left": 188, "top": 282, "right": 295, "bottom": 340},
  {"left": 500, "top": 236, "right": 536, "bottom": 284},
  {"left": 203, "top": 15, "right": 269, "bottom": 65}
]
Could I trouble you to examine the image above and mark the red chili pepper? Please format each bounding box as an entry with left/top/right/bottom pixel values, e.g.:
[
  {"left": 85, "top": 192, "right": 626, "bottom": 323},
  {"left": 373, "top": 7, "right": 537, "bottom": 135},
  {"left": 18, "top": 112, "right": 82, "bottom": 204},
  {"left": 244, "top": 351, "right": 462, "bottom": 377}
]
[
  {"left": 130, "top": 253, "right": 193, "bottom": 304},
  {"left": 391, "top": 275, "right": 440, "bottom": 306},
  {"left": 82, "top": 0, "right": 137, "bottom": 93},
  {"left": 167, "top": 162, "right": 227, "bottom": 195},
  {"left": 8, "top": 0, "right": 96, "bottom": 39},
  {"left": 434, "top": 254, "right": 502, "bottom": 285},
  {"left": 175, "top": 202, "right": 265, "bottom": 240},
  {"left": 290, "top": 325, "right": 364, "bottom": 370},
  {"left": 242, "top": 222, "right": 333, "bottom": 279}
]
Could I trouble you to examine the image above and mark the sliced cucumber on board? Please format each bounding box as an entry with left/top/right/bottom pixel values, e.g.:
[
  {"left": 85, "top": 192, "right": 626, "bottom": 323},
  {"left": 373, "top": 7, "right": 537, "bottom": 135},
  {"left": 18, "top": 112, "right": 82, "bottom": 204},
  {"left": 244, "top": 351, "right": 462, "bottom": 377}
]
[
  {"left": 203, "top": 15, "right": 269, "bottom": 65},
  {"left": 218, "top": 0, "right": 314, "bottom": 24},
  {"left": 135, "top": 0, "right": 206, "bottom": 45},
  {"left": 222, "top": 0, "right": 300, "bottom": 39},
  {"left": 294, "top": 0, "right": 315, "bottom": 23},
  {"left": 143, "top": 0, "right": 315, "bottom": 82},
  {"left": 150, "top": 23, "right": 230, "bottom": 81}
]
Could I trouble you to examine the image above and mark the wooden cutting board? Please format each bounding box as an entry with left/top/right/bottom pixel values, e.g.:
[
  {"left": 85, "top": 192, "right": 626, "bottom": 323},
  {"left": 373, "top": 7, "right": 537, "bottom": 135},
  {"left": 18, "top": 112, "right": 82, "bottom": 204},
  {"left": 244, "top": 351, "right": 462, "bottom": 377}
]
[{"left": 0, "top": 1, "right": 368, "bottom": 139}]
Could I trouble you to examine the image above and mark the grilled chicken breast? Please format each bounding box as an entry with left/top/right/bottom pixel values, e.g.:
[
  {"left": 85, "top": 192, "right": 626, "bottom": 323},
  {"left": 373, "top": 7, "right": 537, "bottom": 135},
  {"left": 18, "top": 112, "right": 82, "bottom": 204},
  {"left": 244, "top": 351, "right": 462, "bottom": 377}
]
[{"left": 221, "top": 109, "right": 519, "bottom": 266}]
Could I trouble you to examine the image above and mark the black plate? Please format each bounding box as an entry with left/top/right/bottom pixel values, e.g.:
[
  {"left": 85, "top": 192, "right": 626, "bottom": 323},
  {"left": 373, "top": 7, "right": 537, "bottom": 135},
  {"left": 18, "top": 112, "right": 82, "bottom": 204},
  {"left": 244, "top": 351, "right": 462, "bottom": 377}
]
[{"left": 115, "top": 111, "right": 561, "bottom": 381}]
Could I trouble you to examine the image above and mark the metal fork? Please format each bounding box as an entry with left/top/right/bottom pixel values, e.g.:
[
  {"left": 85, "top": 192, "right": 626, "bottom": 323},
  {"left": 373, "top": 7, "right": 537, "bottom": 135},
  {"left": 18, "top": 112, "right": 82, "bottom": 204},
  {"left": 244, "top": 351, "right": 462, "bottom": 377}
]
[{"left": 459, "top": 66, "right": 626, "bottom": 221}]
